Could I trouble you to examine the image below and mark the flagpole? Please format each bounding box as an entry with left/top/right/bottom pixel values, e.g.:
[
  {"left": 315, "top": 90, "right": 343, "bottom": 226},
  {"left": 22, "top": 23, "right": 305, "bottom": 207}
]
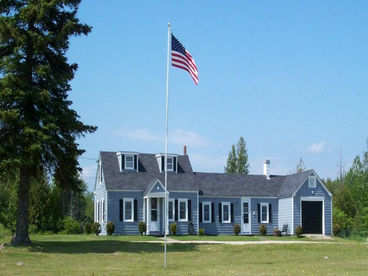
[{"left": 164, "top": 22, "right": 171, "bottom": 269}]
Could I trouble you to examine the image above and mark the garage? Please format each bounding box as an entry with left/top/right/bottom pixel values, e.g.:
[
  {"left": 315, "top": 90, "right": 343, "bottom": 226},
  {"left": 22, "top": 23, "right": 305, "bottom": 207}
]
[{"left": 302, "top": 201, "right": 323, "bottom": 234}]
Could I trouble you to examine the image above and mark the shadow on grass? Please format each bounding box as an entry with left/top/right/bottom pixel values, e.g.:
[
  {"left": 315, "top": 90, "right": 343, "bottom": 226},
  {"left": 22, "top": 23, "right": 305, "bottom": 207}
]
[{"left": 29, "top": 240, "right": 199, "bottom": 254}]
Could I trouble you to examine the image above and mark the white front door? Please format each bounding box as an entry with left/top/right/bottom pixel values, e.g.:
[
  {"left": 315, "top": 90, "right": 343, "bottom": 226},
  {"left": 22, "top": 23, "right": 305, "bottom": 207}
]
[
  {"left": 241, "top": 198, "right": 251, "bottom": 234},
  {"left": 150, "top": 198, "right": 160, "bottom": 232}
]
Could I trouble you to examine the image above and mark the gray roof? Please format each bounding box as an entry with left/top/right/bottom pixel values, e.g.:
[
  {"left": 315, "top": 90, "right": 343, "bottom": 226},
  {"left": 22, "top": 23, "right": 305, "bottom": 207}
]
[{"left": 99, "top": 151, "right": 313, "bottom": 197}]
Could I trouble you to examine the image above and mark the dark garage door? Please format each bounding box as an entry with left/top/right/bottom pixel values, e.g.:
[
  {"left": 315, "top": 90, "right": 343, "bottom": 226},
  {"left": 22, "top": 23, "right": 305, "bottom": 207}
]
[{"left": 302, "top": 201, "right": 322, "bottom": 234}]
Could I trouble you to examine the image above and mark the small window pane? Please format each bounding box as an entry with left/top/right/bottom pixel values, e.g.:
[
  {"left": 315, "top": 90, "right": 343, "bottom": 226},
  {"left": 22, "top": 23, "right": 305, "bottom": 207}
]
[
  {"left": 167, "top": 157, "right": 173, "bottom": 170},
  {"left": 125, "top": 155, "right": 134, "bottom": 169},
  {"left": 243, "top": 202, "right": 249, "bottom": 223},
  {"left": 180, "top": 201, "right": 186, "bottom": 220},
  {"left": 125, "top": 201, "right": 132, "bottom": 220},
  {"left": 151, "top": 210, "right": 157, "bottom": 221},
  {"left": 223, "top": 205, "right": 229, "bottom": 222},
  {"left": 261, "top": 205, "right": 267, "bottom": 222},
  {"left": 204, "top": 204, "right": 210, "bottom": 221},
  {"left": 151, "top": 198, "right": 157, "bottom": 209}
]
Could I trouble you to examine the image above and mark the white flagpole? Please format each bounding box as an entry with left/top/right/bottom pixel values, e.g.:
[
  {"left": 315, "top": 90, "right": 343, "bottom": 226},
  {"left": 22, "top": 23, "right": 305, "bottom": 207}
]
[{"left": 164, "top": 22, "right": 171, "bottom": 269}]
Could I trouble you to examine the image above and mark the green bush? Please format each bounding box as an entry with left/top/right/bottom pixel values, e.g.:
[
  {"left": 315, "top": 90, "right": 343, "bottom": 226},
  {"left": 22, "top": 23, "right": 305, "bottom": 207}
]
[
  {"left": 138, "top": 222, "right": 146, "bottom": 235},
  {"left": 234, "top": 224, "right": 241, "bottom": 235},
  {"left": 295, "top": 225, "right": 303, "bottom": 237},
  {"left": 84, "top": 223, "right": 92, "bottom": 234},
  {"left": 333, "top": 223, "right": 342, "bottom": 236},
  {"left": 62, "top": 216, "right": 83, "bottom": 234},
  {"left": 333, "top": 207, "right": 353, "bottom": 236},
  {"left": 29, "top": 224, "right": 39, "bottom": 235},
  {"left": 106, "top": 221, "right": 115, "bottom": 236},
  {"left": 198, "top": 228, "right": 205, "bottom": 236},
  {"left": 0, "top": 223, "right": 11, "bottom": 239},
  {"left": 92, "top": 222, "right": 101, "bottom": 236},
  {"left": 259, "top": 224, "right": 267, "bottom": 236},
  {"left": 170, "top": 222, "right": 177, "bottom": 236}
]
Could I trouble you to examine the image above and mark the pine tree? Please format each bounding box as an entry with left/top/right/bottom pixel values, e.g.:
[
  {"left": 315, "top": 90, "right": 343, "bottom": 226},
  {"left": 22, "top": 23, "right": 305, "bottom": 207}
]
[
  {"left": 236, "top": 136, "right": 249, "bottom": 175},
  {"left": 0, "top": 0, "right": 96, "bottom": 245},
  {"left": 225, "top": 145, "right": 237, "bottom": 173}
]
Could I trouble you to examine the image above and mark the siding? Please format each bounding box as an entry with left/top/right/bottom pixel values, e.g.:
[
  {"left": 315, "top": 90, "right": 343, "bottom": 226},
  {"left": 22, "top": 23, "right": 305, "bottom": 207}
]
[
  {"left": 250, "top": 198, "right": 279, "bottom": 235},
  {"left": 278, "top": 197, "right": 293, "bottom": 235},
  {"left": 107, "top": 191, "right": 144, "bottom": 235},
  {"left": 199, "top": 197, "right": 241, "bottom": 235},
  {"left": 94, "top": 163, "right": 107, "bottom": 235},
  {"left": 294, "top": 178, "right": 332, "bottom": 235}
]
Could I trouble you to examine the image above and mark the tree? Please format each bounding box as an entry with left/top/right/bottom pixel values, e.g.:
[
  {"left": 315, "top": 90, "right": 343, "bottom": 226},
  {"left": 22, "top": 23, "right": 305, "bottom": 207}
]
[
  {"left": 225, "top": 145, "right": 237, "bottom": 173},
  {"left": 225, "top": 137, "right": 249, "bottom": 174},
  {"left": 296, "top": 157, "right": 305, "bottom": 173},
  {"left": 0, "top": 0, "right": 96, "bottom": 245}
]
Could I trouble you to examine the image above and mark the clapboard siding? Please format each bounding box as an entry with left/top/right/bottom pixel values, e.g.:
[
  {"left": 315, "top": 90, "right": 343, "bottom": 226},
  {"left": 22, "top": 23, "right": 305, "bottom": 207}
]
[
  {"left": 94, "top": 162, "right": 107, "bottom": 235},
  {"left": 294, "top": 178, "right": 332, "bottom": 235},
  {"left": 169, "top": 192, "right": 198, "bottom": 235},
  {"left": 251, "top": 198, "right": 279, "bottom": 235},
  {"left": 198, "top": 197, "right": 241, "bottom": 235},
  {"left": 107, "top": 191, "right": 144, "bottom": 235},
  {"left": 278, "top": 197, "right": 293, "bottom": 235}
]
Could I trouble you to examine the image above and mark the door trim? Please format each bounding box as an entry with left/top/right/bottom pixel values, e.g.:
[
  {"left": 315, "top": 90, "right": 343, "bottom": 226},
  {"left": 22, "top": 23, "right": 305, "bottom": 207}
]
[
  {"left": 300, "top": 197, "right": 324, "bottom": 235},
  {"left": 241, "top": 197, "right": 251, "bottom": 234}
]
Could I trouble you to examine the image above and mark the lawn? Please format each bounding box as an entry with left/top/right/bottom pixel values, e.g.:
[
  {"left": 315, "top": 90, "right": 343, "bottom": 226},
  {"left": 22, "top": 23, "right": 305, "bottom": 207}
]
[
  {"left": 0, "top": 234, "right": 367, "bottom": 275},
  {"left": 170, "top": 235, "right": 313, "bottom": 241}
]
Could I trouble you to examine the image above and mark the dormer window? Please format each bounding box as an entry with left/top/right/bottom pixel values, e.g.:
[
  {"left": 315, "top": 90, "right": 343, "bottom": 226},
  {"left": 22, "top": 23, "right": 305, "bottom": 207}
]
[
  {"left": 125, "top": 155, "right": 134, "bottom": 170},
  {"left": 167, "top": 157, "right": 174, "bottom": 171},
  {"left": 308, "top": 175, "right": 316, "bottom": 188}
]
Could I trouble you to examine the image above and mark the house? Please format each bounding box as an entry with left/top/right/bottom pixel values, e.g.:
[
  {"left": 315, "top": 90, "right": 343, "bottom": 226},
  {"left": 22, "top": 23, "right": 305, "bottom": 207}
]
[{"left": 94, "top": 148, "right": 332, "bottom": 236}]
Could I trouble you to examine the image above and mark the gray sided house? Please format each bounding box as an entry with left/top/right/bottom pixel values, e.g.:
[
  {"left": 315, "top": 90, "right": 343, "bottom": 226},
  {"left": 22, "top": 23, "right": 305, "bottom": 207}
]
[{"left": 94, "top": 151, "right": 332, "bottom": 236}]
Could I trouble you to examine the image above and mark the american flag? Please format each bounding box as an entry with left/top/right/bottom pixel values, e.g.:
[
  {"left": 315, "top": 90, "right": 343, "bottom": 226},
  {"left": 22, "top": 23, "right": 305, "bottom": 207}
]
[{"left": 171, "top": 34, "right": 198, "bottom": 85}]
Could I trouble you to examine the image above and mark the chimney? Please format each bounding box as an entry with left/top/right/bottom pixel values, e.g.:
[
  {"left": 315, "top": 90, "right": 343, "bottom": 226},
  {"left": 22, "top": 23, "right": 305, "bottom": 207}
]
[
  {"left": 263, "top": 160, "right": 270, "bottom": 179},
  {"left": 183, "top": 145, "right": 187, "bottom": 155}
]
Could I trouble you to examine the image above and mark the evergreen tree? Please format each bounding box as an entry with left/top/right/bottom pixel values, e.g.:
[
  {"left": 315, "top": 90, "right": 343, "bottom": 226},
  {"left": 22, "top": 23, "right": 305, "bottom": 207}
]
[
  {"left": 236, "top": 136, "right": 249, "bottom": 175},
  {"left": 225, "top": 145, "right": 237, "bottom": 173},
  {"left": 225, "top": 137, "right": 249, "bottom": 174},
  {"left": 0, "top": 0, "right": 96, "bottom": 245}
]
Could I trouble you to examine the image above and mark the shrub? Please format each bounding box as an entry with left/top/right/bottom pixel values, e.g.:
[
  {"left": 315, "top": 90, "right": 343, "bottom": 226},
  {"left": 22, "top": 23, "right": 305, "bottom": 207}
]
[
  {"left": 92, "top": 222, "right": 101, "bottom": 236},
  {"left": 333, "top": 207, "right": 353, "bottom": 237},
  {"left": 333, "top": 223, "right": 342, "bottom": 236},
  {"left": 198, "top": 228, "right": 205, "bottom": 236},
  {"left": 273, "top": 227, "right": 281, "bottom": 236},
  {"left": 259, "top": 224, "right": 267, "bottom": 236},
  {"left": 234, "top": 224, "right": 241, "bottom": 235},
  {"left": 170, "top": 222, "right": 177, "bottom": 236},
  {"left": 295, "top": 225, "right": 303, "bottom": 237},
  {"left": 106, "top": 222, "right": 115, "bottom": 236},
  {"left": 0, "top": 223, "right": 11, "bottom": 239},
  {"left": 138, "top": 222, "right": 146, "bottom": 235},
  {"left": 28, "top": 224, "right": 39, "bottom": 235},
  {"left": 84, "top": 223, "right": 92, "bottom": 234},
  {"left": 62, "top": 216, "right": 83, "bottom": 234}
]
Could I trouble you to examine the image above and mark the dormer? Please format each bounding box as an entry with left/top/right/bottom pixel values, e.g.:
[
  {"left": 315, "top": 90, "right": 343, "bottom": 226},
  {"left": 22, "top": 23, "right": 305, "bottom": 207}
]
[
  {"left": 155, "top": 153, "right": 178, "bottom": 173},
  {"left": 116, "top": 151, "right": 139, "bottom": 172}
]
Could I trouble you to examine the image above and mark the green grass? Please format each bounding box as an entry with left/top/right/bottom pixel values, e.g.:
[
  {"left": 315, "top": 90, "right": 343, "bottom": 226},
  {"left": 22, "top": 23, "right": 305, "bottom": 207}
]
[
  {"left": 0, "top": 234, "right": 367, "bottom": 275},
  {"left": 171, "top": 235, "right": 313, "bottom": 241}
]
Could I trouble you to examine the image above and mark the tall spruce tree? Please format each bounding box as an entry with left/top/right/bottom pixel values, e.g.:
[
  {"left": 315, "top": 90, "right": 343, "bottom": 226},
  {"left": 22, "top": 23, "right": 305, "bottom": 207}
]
[
  {"left": 225, "top": 137, "right": 249, "bottom": 174},
  {"left": 0, "top": 0, "right": 96, "bottom": 245}
]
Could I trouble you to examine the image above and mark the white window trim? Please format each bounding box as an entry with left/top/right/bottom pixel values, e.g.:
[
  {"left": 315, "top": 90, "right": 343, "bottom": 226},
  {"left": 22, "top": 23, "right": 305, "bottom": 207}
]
[
  {"left": 308, "top": 175, "right": 316, "bottom": 188},
  {"left": 168, "top": 199, "right": 175, "bottom": 221},
  {"left": 124, "top": 155, "right": 134, "bottom": 170},
  {"left": 260, "top": 202, "right": 269, "bottom": 223},
  {"left": 202, "top": 202, "right": 211, "bottom": 223},
  {"left": 166, "top": 157, "right": 174, "bottom": 172},
  {"left": 178, "top": 199, "right": 188, "bottom": 221},
  {"left": 222, "top": 202, "right": 231, "bottom": 223},
  {"left": 123, "top": 198, "right": 134, "bottom": 222}
]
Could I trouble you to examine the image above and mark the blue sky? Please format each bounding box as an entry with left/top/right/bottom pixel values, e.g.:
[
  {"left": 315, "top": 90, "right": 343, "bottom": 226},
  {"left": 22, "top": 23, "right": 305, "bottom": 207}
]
[{"left": 67, "top": 1, "right": 368, "bottom": 191}]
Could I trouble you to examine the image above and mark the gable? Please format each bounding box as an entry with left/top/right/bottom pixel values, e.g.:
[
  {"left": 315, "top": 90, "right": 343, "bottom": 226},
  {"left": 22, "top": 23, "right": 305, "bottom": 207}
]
[
  {"left": 293, "top": 171, "right": 332, "bottom": 198},
  {"left": 150, "top": 180, "right": 166, "bottom": 193}
]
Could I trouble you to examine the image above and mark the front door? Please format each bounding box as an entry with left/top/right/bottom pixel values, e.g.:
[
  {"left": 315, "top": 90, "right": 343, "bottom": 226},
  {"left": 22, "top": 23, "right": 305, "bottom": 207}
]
[
  {"left": 241, "top": 198, "right": 251, "bottom": 234},
  {"left": 150, "top": 198, "right": 160, "bottom": 232}
]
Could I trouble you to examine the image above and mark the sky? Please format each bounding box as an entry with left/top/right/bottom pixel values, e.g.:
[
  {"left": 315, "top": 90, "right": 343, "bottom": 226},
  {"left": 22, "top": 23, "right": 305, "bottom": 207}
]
[{"left": 67, "top": 1, "right": 368, "bottom": 191}]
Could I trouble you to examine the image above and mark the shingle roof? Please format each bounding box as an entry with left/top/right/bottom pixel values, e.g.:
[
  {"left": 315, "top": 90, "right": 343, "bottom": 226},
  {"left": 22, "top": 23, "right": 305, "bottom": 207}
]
[{"left": 99, "top": 151, "right": 313, "bottom": 197}]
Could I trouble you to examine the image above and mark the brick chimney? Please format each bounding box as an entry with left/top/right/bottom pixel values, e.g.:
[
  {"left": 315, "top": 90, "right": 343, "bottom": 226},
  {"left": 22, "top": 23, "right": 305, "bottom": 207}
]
[{"left": 183, "top": 145, "right": 187, "bottom": 155}]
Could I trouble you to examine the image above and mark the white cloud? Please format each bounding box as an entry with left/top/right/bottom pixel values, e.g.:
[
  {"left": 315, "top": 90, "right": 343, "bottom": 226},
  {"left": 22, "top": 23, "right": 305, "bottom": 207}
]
[
  {"left": 190, "top": 153, "right": 226, "bottom": 172},
  {"left": 117, "top": 127, "right": 211, "bottom": 147},
  {"left": 81, "top": 165, "right": 97, "bottom": 182},
  {"left": 308, "top": 141, "right": 326, "bottom": 154}
]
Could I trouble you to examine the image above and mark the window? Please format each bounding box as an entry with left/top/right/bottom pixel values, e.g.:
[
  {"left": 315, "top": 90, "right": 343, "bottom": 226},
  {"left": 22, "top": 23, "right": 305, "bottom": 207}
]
[
  {"left": 222, "top": 202, "right": 231, "bottom": 223},
  {"left": 125, "top": 155, "right": 134, "bottom": 170},
  {"left": 260, "top": 203, "right": 269, "bottom": 223},
  {"left": 167, "top": 157, "right": 173, "bottom": 171},
  {"left": 179, "top": 199, "right": 188, "bottom": 221},
  {"left": 308, "top": 175, "right": 316, "bottom": 188},
  {"left": 202, "top": 202, "right": 211, "bottom": 223},
  {"left": 124, "top": 198, "right": 134, "bottom": 222},
  {"left": 168, "top": 199, "right": 175, "bottom": 221}
]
